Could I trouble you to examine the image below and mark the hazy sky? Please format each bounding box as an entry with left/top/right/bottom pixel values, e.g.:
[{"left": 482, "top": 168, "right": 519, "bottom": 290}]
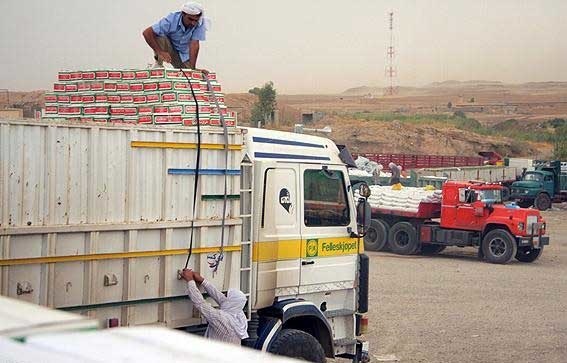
[{"left": 1, "top": 0, "right": 566, "bottom": 94}]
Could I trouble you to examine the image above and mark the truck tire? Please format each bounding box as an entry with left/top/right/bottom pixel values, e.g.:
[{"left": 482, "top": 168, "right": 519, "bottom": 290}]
[
  {"left": 481, "top": 229, "right": 517, "bottom": 264},
  {"left": 268, "top": 329, "right": 326, "bottom": 363},
  {"left": 534, "top": 193, "right": 551, "bottom": 211},
  {"left": 388, "top": 222, "right": 419, "bottom": 255},
  {"left": 420, "top": 244, "right": 446, "bottom": 255},
  {"left": 364, "top": 219, "right": 389, "bottom": 251},
  {"left": 515, "top": 246, "right": 543, "bottom": 263}
]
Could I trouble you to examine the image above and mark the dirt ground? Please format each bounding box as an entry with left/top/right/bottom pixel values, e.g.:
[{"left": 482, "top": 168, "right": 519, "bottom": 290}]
[{"left": 364, "top": 206, "right": 567, "bottom": 363}]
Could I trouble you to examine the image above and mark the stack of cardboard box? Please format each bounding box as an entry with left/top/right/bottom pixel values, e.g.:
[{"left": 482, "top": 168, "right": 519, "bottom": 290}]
[{"left": 44, "top": 68, "right": 236, "bottom": 126}]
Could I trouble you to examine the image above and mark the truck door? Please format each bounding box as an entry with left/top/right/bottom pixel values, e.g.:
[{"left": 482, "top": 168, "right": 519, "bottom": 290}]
[
  {"left": 255, "top": 162, "right": 302, "bottom": 307},
  {"left": 454, "top": 187, "right": 484, "bottom": 230},
  {"left": 299, "top": 166, "right": 358, "bottom": 293}
]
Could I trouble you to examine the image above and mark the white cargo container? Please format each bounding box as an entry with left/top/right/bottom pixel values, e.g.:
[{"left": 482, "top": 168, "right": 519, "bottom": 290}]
[{"left": 0, "top": 119, "right": 370, "bottom": 362}]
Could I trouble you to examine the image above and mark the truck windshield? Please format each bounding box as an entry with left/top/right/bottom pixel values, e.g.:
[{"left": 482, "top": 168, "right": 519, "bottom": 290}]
[
  {"left": 523, "top": 172, "right": 542, "bottom": 182},
  {"left": 478, "top": 189, "right": 502, "bottom": 203}
]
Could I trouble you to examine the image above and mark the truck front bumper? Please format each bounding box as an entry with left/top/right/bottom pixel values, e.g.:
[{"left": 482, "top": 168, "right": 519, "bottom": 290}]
[{"left": 518, "top": 235, "right": 549, "bottom": 248}]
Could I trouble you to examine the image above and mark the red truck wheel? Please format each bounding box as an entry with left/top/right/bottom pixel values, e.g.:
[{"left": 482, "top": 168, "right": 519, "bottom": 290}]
[
  {"left": 387, "top": 222, "right": 419, "bottom": 255},
  {"left": 364, "top": 219, "right": 389, "bottom": 251},
  {"left": 515, "top": 246, "right": 543, "bottom": 263},
  {"left": 481, "top": 229, "right": 517, "bottom": 264}
]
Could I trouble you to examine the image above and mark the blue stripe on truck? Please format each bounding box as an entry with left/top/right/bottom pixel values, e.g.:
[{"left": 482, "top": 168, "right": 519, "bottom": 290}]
[
  {"left": 254, "top": 152, "right": 330, "bottom": 161},
  {"left": 252, "top": 136, "right": 325, "bottom": 148},
  {"left": 168, "top": 169, "right": 241, "bottom": 175}
]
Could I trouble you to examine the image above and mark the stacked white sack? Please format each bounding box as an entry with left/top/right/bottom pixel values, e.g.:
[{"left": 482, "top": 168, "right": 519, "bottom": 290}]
[{"left": 354, "top": 185, "right": 442, "bottom": 213}]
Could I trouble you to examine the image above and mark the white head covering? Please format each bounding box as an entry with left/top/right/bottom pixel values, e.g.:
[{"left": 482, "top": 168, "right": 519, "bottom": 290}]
[
  {"left": 180, "top": 2, "right": 211, "bottom": 31},
  {"left": 220, "top": 289, "right": 249, "bottom": 339}
]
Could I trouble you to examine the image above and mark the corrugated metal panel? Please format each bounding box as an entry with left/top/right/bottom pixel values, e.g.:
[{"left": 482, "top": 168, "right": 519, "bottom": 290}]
[{"left": 0, "top": 120, "right": 243, "bottom": 328}]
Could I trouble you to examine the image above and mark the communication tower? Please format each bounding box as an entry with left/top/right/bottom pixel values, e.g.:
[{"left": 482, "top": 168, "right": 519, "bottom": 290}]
[{"left": 385, "top": 11, "right": 398, "bottom": 96}]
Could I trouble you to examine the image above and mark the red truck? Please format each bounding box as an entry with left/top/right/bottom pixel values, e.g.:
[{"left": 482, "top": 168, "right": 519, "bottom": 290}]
[{"left": 363, "top": 181, "right": 549, "bottom": 264}]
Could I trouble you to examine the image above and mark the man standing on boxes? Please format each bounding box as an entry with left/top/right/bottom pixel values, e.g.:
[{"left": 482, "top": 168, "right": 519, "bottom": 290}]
[{"left": 143, "top": 2, "right": 210, "bottom": 70}]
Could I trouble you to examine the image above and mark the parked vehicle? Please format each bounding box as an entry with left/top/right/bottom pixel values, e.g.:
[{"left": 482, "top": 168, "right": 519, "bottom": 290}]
[
  {"left": 0, "top": 119, "right": 371, "bottom": 362},
  {"left": 510, "top": 160, "right": 567, "bottom": 210},
  {"left": 363, "top": 181, "right": 549, "bottom": 264}
]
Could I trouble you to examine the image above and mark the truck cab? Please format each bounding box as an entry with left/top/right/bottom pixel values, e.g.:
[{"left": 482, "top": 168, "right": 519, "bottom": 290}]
[
  {"left": 510, "top": 160, "right": 563, "bottom": 210},
  {"left": 440, "top": 181, "right": 549, "bottom": 263},
  {"left": 242, "top": 128, "right": 370, "bottom": 362}
]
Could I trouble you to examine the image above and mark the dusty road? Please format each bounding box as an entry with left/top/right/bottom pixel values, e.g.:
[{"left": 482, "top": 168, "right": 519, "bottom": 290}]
[{"left": 365, "top": 207, "right": 567, "bottom": 363}]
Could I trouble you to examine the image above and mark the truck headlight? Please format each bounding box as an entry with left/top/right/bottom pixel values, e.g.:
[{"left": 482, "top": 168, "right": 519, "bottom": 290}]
[{"left": 518, "top": 222, "right": 525, "bottom": 231}]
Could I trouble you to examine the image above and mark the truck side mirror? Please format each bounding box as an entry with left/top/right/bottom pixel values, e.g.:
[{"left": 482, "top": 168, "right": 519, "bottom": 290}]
[{"left": 356, "top": 198, "right": 371, "bottom": 237}]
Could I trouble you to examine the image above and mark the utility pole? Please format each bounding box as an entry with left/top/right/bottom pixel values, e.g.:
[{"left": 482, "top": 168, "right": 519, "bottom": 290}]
[{"left": 384, "top": 12, "right": 398, "bottom": 96}]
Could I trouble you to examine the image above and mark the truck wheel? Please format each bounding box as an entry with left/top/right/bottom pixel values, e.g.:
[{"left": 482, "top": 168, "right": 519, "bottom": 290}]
[
  {"left": 515, "top": 246, "right": 543, "bottom": 263},
  {"left": 534, "top": 193, "right": 551, "bottom": 211},
  {"left": 481, "top": 229, "right": 517, "bottom": 264},
  {"left": 364, "top": 219, "right": 389, "bottom": 251},
  {"left": 420, "top": 244, "right": 446, "bottom": 255},
  {"left": 388, "top": 222, "right": 419, "bottom": 255},
  {"left": 268, "top": 329, "right": 326, "bottom": 363}
]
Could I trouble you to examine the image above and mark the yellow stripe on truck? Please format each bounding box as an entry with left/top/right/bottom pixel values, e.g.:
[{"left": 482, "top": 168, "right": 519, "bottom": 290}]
[
  {"left": 253, "top": 237, "right": 360, "bottom": 262},
  {"left": 0, "top": 246, "right": 241, "bottom": 266},
  {"left": 131, "top": 141, "right": 242, "bottom": 150}
]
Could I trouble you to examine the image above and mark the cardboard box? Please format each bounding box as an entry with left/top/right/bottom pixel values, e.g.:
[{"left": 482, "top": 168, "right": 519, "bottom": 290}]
[
  {"left": 161, "top": 92, "right": 177, "bottom": 102},
  {"left": 146, "top": 92, "right": 160, "bottom": 104},
  {"left": 132, "top": 94, "right": 147, "bottom": 104},
  {"left": 116, "top": 83, "right": 130, "bottom": 92},
  {"left": 138, "top": 106, "right": 153, "bottom": 115},
  {"left": 120, "top": 94, "right": 134, "bottom": 103},
  {"left": 158, "top": 81, "right": 173, "bottom": 90},
  {"left": 143, "top": 81, "right": 158, "bottom": 91},
  {"left": 58, "top": 72, "right": 71, "bottom": 81},
  {"left": 184, "top": 105, "right": 211, "bottom": 113},
  {"left": 130, "top": 83, "right": 144, "bottom": 92},
  {"left": 104, "top": 82, "right": 117, "bottom": 92},
  {"left": 57, "top": 95, "right": 70, "bottom": 103},
  {"left": 77, "top": 82, "right": 91, "bottom": 91},
  {"left": 58, "top": 106, "right": 82, "bottom": 115},
  {"left": 135, "top": 70, "right": 150, "bottom": 79},
  {"left": 150, "top": 68, "right": 165, "bottom": 78},
  {"left": 82, "top": 94, "right": 96, "bottom": 104},
  {"left": 90, "top": 81, "right": 104, "bottom": 91},
  {"left": 154, "top": 115, "right": 183, "bottom": 124},
  {"left": 54, "top": 83, "right": 66, "bottom": 92},
  {"left": 83, "top": 106, "right": 109, "bottom": 115},
  {"left": 45, "top": 93, "right": 58, "bottom": 104},
  {"left": 82, "top": 71, "right": 96, "bottom": 80},
  {"left": 138, "top": 115, "right": 153, "bottom": 124},
  {"left": 153, "top": 106, "right": 169, "bottom": 114},
  {"left": 69, "top": 71, "right": 82, "bottom": 81},
  {"left": 95, "top": 94, "right": 108, "bottom": 103},
  {"left": 107, "top": 95, "right": 121, "bottom": 104},
  {"left": 108, "top": 71, "right": 122, "bottom": 80},
  {"left": 70, "top": 94, "right": 83, "bottom": 104},
  {"left": 95, "top": 71, "right": 109, "bottom": 79},
  {"left": 122, "top": 71, "right": 136, "bottom": 80},
  {"left": 65, "top": 83, "right": 78, "bottom": 92},
  {"left": 45, "top": 105, "right": 58, "bottom": 114}
]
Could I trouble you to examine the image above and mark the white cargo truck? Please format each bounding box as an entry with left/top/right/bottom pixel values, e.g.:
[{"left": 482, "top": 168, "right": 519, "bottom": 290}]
[{"left": 0, "top": 119, "right": 371, "bottom": 362}]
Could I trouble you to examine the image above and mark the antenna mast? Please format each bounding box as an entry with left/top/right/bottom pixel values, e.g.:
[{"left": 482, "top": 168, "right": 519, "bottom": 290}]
[{"left": 385, "top": 11, "right": 398, "bottom": 96}]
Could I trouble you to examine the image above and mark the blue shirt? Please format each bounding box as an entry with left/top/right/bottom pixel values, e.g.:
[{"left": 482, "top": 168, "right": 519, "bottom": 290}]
[{"left": 152, "top": 11, "right": 206, "bottom": 63}]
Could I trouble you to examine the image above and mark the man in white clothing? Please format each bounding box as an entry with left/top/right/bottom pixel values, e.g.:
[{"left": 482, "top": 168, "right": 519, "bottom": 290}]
[{"left": 181, "top": 269, "right": 248, "bottom": 344}]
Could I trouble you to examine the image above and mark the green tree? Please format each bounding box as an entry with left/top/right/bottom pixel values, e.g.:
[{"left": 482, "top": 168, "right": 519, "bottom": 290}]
[
  {"left": 249, "top": 81, "right": 276, "bottom": 127},
  {"left": 553, "top": 124, "right": 567, "bottom": 159}
]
